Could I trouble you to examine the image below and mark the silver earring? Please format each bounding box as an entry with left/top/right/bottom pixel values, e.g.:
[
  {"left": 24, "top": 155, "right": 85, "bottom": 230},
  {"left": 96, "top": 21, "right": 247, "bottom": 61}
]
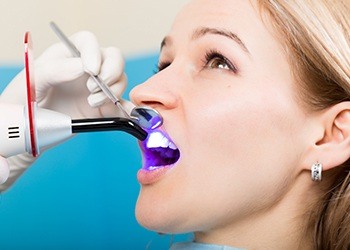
[{"left": 311, "top": 162, "right": 322, "bottom": 181}]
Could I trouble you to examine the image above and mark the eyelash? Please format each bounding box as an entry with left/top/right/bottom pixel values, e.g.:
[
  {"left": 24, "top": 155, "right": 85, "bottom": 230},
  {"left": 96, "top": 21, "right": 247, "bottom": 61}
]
[
  {"left": 155, "top": 61, "right": 171, "bottom": 73},
  {"left": 155, "top": 49, "right": 238, "bottom": 73}
]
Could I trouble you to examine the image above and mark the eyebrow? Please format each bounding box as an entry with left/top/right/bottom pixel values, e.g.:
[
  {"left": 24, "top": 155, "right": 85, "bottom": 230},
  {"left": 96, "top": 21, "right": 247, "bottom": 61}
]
[{"left": 160, "top": 27, "right": 250, "bottom": 54}]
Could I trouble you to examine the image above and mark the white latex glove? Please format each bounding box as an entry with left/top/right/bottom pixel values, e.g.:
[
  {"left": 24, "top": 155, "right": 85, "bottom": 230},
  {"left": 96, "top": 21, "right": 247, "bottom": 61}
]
[
  {"left": 1, "top": 31, "right": 133, "bottom": 117},
  {"left": 0, "top": 31, "right": 133, "bottom": 191},
  {"left": 0, "top": 156, "right": 9, "bottom": 185}
]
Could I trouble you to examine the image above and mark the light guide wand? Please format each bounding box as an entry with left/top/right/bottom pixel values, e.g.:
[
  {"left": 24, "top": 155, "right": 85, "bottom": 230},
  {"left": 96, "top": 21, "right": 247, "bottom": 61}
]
[{"left": 72, "top": 117, "right": 147, "bottom": 141}]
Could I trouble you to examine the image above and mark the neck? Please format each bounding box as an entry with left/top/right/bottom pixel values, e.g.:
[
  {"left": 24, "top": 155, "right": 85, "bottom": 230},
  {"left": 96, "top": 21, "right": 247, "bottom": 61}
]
[{"left": 194, "top": 175, "right": 316, "bottom": 249}]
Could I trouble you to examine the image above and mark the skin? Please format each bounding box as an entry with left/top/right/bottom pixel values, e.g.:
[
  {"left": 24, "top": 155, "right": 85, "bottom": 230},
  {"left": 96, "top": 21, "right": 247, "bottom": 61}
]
[{"left": 129, "top": 0, "right": 328, "bottom": 248}]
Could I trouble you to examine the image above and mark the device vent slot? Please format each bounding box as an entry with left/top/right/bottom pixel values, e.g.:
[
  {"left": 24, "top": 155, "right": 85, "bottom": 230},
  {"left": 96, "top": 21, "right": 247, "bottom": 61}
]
[{"left": 8, "top": 127, "right": 20, "bottom": 139}]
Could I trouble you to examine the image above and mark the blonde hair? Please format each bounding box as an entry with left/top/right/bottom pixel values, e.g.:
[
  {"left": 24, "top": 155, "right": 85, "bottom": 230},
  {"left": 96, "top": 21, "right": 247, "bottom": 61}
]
[{"left": 257, "top": 0, "right": 350, "bottom": 249}]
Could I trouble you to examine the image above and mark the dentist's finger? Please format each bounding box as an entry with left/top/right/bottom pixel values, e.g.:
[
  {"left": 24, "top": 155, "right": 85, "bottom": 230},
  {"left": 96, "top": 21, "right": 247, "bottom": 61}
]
[
  {"left": 87, "top": 74, "right": 127, "bottom": 108},
  {"left": 70, "top": 31, "right": 102, "bottom": 76},
  {"left": 87, "top": 47, "right": 124, "bottom": 93}
]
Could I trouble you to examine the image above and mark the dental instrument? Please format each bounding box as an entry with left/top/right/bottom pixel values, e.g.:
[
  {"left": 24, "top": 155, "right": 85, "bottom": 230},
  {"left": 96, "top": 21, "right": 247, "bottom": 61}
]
[
  {"left": 49, "top": 22, "right": 163, "bottom": 130},
  {"left": 0, "top": 32, "right": 147, "bottom": 158}
]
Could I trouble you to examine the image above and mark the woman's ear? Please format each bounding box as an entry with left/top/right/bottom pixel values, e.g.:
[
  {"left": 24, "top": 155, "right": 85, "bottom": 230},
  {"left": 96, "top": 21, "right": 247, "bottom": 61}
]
[{"left": 305, "top": 102, "right": 350, "bottom": 171}]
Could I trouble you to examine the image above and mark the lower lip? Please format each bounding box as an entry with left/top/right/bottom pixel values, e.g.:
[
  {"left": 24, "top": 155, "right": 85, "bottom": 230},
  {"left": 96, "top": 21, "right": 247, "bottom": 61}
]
[{"left": 137, "top": 165, "right": 173, "bottom": 185}]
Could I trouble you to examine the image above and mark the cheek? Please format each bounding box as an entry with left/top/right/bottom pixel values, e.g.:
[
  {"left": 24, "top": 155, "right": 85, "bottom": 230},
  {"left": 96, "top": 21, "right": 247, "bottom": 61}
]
[
  {"left": 171, "top": 86, "right": 306, "bottom": 225},
  {"left": 188, "top": 88, "right": 292, "bottom": 150},
  {"left": 185, "top": 84, "right": 305, "bottom": 194}
]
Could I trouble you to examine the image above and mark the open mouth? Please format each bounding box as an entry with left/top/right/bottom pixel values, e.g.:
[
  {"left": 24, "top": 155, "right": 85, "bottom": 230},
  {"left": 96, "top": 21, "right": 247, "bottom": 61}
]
[{"left": 140, "top": 129, "right": 180, "bottom": 171}]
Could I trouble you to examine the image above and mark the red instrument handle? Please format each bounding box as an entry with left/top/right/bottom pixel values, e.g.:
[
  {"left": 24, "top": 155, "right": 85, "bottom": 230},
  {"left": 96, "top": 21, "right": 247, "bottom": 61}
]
[{"left": 24, "top": 32, "right": 38, "bottom": 157}]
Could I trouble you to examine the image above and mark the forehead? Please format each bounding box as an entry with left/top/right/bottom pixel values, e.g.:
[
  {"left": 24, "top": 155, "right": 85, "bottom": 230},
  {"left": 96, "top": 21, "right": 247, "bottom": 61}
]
[
  {"left": 172, "top": 0, "right": 260, "bottom": 34},
  {"left": 168, "top": 0, "right": 290, "bottom": 73},
  {"left": 178, "top": 0, "right": 257, "bottom": 20},
  {"left": 169, "top": 0, "right": 281, "bottom": 56}
]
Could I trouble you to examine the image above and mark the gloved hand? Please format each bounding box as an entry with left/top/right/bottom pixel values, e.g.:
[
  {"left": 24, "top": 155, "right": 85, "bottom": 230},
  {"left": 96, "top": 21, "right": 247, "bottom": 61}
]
[
  {"left": 0, "top": 31, "right": 133, "bottom": 191},
  {"left": 1, "top": 31, "right": 133, "bottom": 117}
]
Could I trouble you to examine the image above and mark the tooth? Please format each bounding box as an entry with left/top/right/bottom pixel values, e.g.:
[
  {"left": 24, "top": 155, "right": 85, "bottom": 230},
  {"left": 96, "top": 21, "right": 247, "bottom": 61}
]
[
  {"left": 146, "top": 132, "right": 164, "bottom": 148},
  {"left": 169, "top": 142, "right": 177, "bottom": 150},
  {"left": 148, "top": 166, "right": 161, "bottom": 170},
  {"left": 160, "top": 137, "right": 170, "bottom": 148},
  {"left": 145, "top": 131, "right": 178, "bottom": 150}
]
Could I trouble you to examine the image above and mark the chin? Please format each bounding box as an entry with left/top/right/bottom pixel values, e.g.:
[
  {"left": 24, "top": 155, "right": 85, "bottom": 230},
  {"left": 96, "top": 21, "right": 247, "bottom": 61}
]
[
  {"left": 135, "top": 191, "right": 191, "bottom": 234},
  {"left": 135, "top": 194, "right": 171, "bottom": 233}
]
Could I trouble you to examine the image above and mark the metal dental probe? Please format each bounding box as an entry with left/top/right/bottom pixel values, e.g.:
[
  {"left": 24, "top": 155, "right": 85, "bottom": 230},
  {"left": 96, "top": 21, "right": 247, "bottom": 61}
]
[
  {"left": 49, "top": 22, "right": 164, "bottom": 130},
  {"left": 49, "top": 21, "right": 131, "bottom": 119}
]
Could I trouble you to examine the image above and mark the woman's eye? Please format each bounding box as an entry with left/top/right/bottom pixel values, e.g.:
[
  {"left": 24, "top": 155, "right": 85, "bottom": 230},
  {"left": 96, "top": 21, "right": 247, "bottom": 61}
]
[
  {"left": 204, "top": 50, "right": 237, "bottom": 73},
  {"left": 155, "top": 61, "right": 171, "bottom": 73},
  {"left": 207, "top": 58, "right": 230, "bottom": 70}
]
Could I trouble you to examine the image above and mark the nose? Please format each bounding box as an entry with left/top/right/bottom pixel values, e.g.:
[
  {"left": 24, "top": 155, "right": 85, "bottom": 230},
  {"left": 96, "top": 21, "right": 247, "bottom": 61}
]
[{"left": 129, "top": 71, "right": 180, "bottom": 111}]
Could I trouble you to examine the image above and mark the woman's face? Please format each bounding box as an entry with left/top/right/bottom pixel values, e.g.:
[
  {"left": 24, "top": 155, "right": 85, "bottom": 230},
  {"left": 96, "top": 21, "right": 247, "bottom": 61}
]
[{"left": 130, "top": 0, "right": 311, "bottom": 235}]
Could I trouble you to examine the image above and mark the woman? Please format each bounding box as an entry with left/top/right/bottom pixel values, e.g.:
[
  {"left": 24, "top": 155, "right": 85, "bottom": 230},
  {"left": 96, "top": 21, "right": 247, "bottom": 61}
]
[
  {"left": 1, "top": 0, "right": 349, "bottom": 248},
  {"left": 130, "top": 0, "right": 350, "bottom": 249}
]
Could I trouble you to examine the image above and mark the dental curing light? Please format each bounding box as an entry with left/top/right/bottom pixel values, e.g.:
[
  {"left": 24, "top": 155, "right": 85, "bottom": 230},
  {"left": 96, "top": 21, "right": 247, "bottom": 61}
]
[{"left": 0, "top": 32, "right": 147, "bottom": 158}]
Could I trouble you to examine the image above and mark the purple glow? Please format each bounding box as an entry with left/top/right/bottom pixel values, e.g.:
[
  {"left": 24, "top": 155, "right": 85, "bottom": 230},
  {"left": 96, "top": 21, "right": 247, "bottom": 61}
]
[
  {"left": 131, "top": 107, "right": 163, "bottom": 130},
  {"left": 149, "top": 116, "right": 163, "bottom": 130},
  {"left": 140, "top": 129, "right": 180, "bottom": 170}
]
